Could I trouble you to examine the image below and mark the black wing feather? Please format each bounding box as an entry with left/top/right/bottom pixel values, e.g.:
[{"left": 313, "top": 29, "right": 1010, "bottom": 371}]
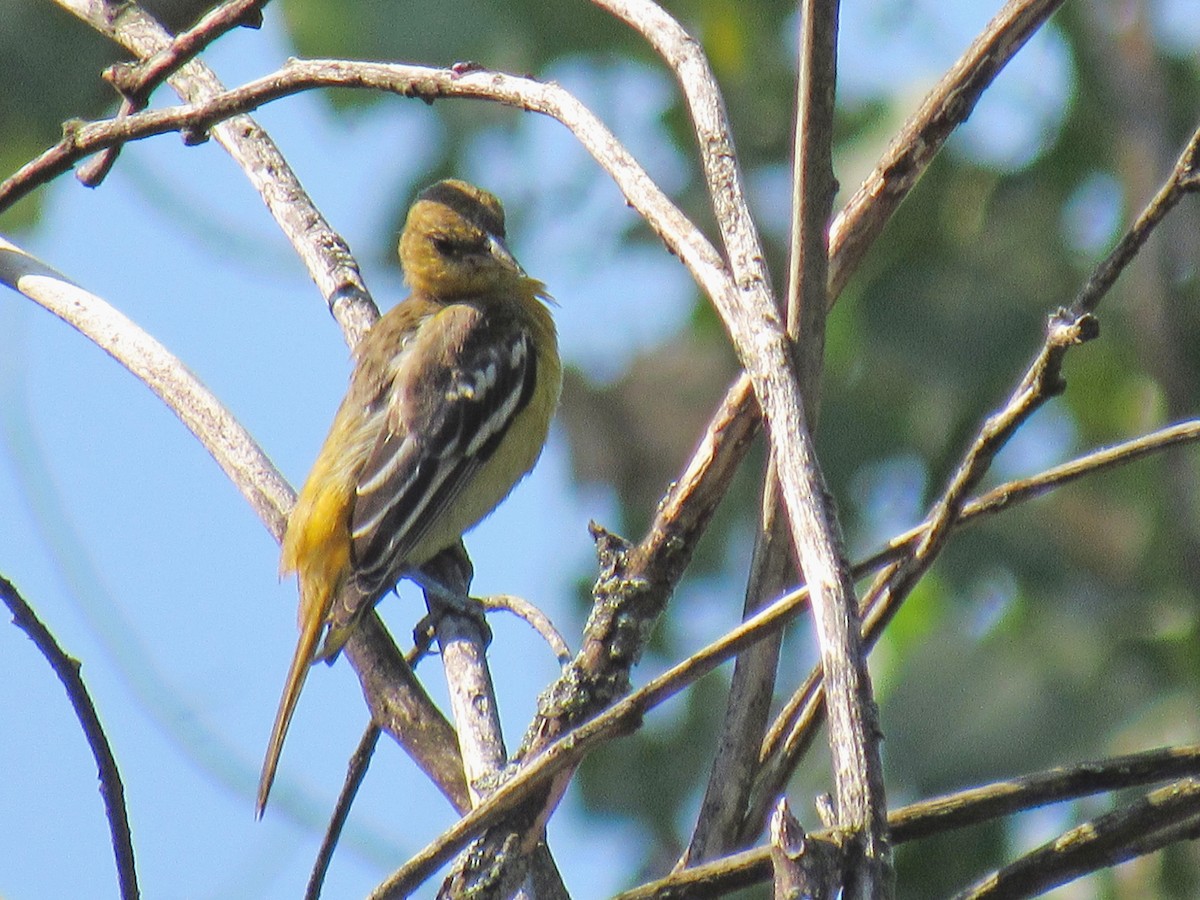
[{"left": 349, "top": 321, "right": 536, "bottom": 599}]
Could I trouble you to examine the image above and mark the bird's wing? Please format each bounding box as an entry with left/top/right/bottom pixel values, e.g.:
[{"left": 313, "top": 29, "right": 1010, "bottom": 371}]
[{"left": 349, "top": 304, "right": 537, "bottom": 600}]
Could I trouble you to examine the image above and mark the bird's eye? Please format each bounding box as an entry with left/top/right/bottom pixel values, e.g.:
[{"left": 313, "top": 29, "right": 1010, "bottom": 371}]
[{"left": 431, "top": 234, "right": 461, "bottom": 257}]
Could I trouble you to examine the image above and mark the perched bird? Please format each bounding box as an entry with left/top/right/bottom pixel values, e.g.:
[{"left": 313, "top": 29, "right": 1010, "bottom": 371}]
[{"left": 257, "top": 179, "right": 561, "bottom": 817}]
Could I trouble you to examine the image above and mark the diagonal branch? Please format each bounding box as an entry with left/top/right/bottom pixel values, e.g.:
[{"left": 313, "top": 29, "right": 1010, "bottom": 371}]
[
  {"left": 615, "top": 744, "right": 1200, "bottom": 899},
  {"left": 77, "top": 0, "right": 272, "bottom": 186},
  {"left": 1, "top": 574, "right": 139, "bottom": 900},
  {"left": 50, "top": 0, "right": 379, "bottom": 345},
  {"left": 828, "top": 0, "right": 1067, "bottom": 298},
  {"left": 953, "top": 779, "right": 1200, "bottom": 899},
  {"left": 686, "top": 0, "right": 854, "bottom": 870},
  {"left": 589, "top": 4, "right": 886, "bottom": 891},
  {"left": 750, "top": 117, "right": 1200, "bottom": 839},
  {"left": 0, "top": 232, "right": 468, "bottom": 817}
]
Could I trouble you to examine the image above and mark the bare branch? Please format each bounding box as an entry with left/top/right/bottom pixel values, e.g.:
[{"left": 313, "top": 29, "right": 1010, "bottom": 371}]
[
  {"left": 306, "top": 724, "right": 381, "bottom": 900},
  {"left": 477, "top": 595, "right": 572, "bottom": 664},
  {"left": 659, "top": 4, "right": 1072, "bottom": 710},
  {"left": 78, "top": 0, "right": 272, "bottom": 186},
  {"left": 828, "top": 0, "right": 1067, "bottom": 298},
  {"left": 953, "top": 780, "right": 1200, "bottom": 899},
  {"left": 617, "top": 744, "right": 1200, "bottom": 899},
  {"left": 585, "top": 4, "right": 885, "bottom": 890},
  {"left": 752, "top": 117, "right": 1200, "bottom": 838},
  {"left": 1, "top": 574, "right": 139, "bottom": 900},
  {"left": 421, "top": 548, "right": 508, "bottom": 810},
  {"left": 687, "top": 0, "right": 850, "bottom": 869},
  {"left": 0, "top": 235, "right": 292, "bottom": 535},
  {"left": 343, "top": 614, "right": 470, "bottom": 811},
  {"left": 50, "top": 0, "right": 378, "bottom": 345},
  {"left": 1072, "top": 125, "right": 1200, "bottom": 314}
]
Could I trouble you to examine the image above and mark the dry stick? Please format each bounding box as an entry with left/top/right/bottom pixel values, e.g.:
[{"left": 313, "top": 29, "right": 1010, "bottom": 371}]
[
  {"left": 749, "top": 120, "right": 1200, "bottom": 841},
  {"left": 691, "top": 0, "right": 1064, "bottom": 866},
  {"left": 685, "top": 0, "right": 846, "bottom": 870},
  {"left": 589, "top": 4, "right": 885, "bottom": 894},
  {"left": 689, "top": 0, "right": 1068, "bottom": 880},
  {"left": 0, "top": 233, "right": 468, "bottom": 823},
  {"left": 0, "top": 59, "right": 731, "bottom": 338},
  {"left": 342, "top": 613, "right": 470, "bottom": 810},
  {"left": 419, "top": 548, "right": 509, "bottom": 810},
  {"left": 367, "top": 414, "right": 1200, "bottom": 896},
  {"left": 827, "top": 0, "right": 1066, "bottom": 299},
  {"left": 77, "top": 0, "right": 271, "bottom": 186},
  {"left": 953, "top": 780, "right": 1200, "bottom": 900},
  {"left": 1, "top": 575, "right": 139, "bottom": 900},
  {"left": 51, "top": 0, "right": 378, "bottom": 345},
  {"left": 677, "top": 11, "right": 1074, "bottom": 831},
  {"left": 308, "top": 630, "right": 462, "bottom": 900},
  {"left": 857, "top": 417, "right": 1200, "bottom": 585},
  {"left": 616, "top": 745, "right": 1200, "bottom": 900},
  {"left": 477, "top": 594, "right": 572, "bottom": 663},
  {"left": 306, "top": 724, "right": 382, "bottom": 900}
]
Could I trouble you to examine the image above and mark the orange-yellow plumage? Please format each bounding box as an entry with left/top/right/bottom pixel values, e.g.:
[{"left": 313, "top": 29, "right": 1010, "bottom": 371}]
[{"left": 257, "top": 180, "right": 560, "bottom": 817}]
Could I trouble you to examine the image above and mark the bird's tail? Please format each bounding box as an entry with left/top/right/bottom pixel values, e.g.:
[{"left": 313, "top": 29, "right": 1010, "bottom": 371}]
[{"left": 256, "top": 609, "right": 325, "bottom": 818}]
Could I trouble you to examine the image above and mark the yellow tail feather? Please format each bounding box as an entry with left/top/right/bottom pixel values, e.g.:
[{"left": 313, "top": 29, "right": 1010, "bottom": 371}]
[{"left": 256, "top": 609, "right": 325, "bottom": 818}]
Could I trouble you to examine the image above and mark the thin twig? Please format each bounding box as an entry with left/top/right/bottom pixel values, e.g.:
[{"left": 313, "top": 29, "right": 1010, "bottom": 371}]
[
  {"left": 750, "top": 118, "right": 1200, "bottom": 840},
  {"left": 828, "top": 0, "right": 1067, "bottom": 298},
  {"left": 1, "top": 574, "right": 139, "bottom": 900},
  {"left": 616, "top": 744, "right": 1200, "bottom": 899},
  {"left": 953, "top": 779, "right": 1200, "bottom": 899},
  {"left": 478, "top": 595, "right": 572, "bottom": 663},
  {"left": 685, "top": 0, "right": 849, "bottom": 870},
  {"left": 51, "top": 0, "right": 378, "bottom": 345},
  {"left": 343, "top": 614, "right": 470, "bottom": 812},
  {"left": 77, "top": 0, "right": 271, "bottom": 185},
  {"left": 308, "top": 637, "right": 474, "bottom": 900},
  {"left": 305, "top": 724, "right": 381, "bottom": 900}
]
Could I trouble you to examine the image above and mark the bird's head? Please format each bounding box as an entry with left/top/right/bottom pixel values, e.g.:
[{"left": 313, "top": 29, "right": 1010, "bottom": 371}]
[{"left": 398, "top": 179, "right": 527, "bottom": 299}]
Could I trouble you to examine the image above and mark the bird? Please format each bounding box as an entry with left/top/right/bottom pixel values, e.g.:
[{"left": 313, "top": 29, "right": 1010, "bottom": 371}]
[{"left": 256, "top": 179, "right": 561, "bottom": 817}]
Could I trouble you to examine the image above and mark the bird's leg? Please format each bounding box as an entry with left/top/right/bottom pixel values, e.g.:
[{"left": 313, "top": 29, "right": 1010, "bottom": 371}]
[{"left": 410, "top": 543, "right": 493, "bottom": 648}]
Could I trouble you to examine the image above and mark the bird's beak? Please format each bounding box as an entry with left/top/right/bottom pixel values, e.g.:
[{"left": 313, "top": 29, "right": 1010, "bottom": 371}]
[{"left": 487, "top": 233, "right": 526, "bottom": 276}]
